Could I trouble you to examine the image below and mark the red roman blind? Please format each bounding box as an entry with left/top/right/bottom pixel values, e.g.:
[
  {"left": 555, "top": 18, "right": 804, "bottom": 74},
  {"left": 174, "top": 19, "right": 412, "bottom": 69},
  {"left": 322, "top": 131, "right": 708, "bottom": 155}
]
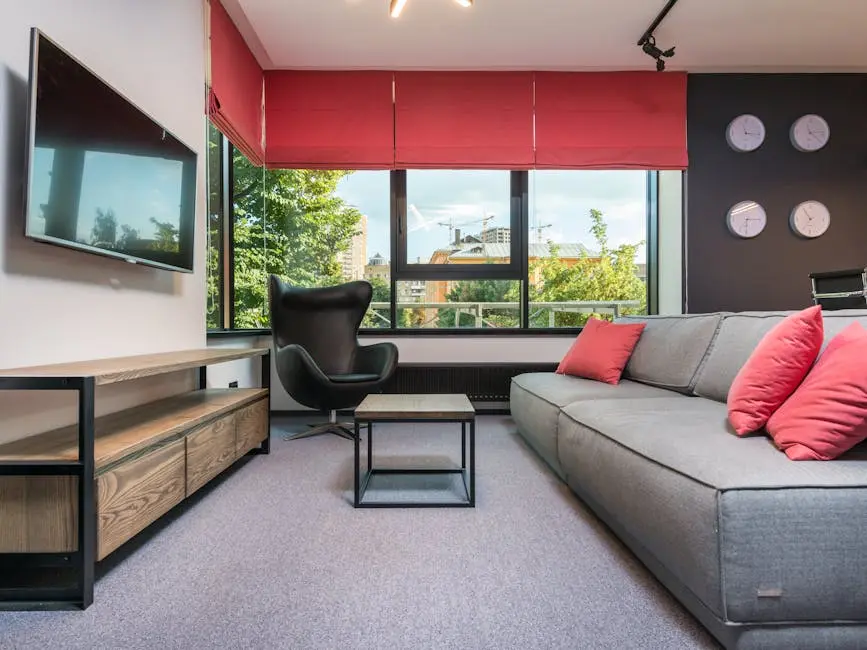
[
  {"left": 394, "top": 72, "right": 535, "bottom": 169},
  {"left": 534, "top": 72, "right": 688, "bottom": 170},
  {"left": 208, "top": 0, "right": 264, "bottom": 165},
  {"left": 264, "top": 71, "right": 395, "bottom": 169}
]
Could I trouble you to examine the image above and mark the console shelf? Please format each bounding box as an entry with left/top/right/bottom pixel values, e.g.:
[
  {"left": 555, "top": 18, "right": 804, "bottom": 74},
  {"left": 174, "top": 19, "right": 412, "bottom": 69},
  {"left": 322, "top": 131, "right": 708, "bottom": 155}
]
[{"left": 0, "top": 347, "right": 270, "bottom": 610}]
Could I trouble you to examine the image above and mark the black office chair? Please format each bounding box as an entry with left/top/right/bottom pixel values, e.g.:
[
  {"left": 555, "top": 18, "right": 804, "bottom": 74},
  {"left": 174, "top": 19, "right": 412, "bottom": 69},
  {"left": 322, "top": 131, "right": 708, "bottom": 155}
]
[{"left": 269, "top": 275, "right": 398, "bottom": 440}]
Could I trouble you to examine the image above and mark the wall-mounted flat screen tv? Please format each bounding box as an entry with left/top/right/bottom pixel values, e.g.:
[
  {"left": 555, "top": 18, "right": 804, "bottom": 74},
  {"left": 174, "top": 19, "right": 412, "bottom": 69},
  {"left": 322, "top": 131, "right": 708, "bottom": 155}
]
[{"left": 24, "top": 29, "right": 196, "bottom": 273}]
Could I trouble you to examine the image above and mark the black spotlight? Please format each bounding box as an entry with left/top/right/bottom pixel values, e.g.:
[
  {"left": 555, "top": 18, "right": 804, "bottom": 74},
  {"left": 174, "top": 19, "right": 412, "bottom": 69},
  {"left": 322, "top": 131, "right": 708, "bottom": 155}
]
[{"left": 641, "top": 35, "right": 675, "bottom": 71}]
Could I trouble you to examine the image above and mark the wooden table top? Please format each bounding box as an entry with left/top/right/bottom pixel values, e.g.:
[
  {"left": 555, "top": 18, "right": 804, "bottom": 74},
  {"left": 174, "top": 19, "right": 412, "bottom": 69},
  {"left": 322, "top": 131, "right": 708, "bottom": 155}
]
[{"left": 355, "top": 394, "right": 475, "bottom": 420}]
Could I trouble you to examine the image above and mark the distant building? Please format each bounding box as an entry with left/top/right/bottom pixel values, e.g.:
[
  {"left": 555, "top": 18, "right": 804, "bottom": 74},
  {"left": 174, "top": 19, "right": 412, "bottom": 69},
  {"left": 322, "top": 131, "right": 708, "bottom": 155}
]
[
  {"left": 425, "top": 242, "right": 600, "bottom": 303},
  {"left": 480, "top": 227, "right": 510, "bottom": 244},
  {"left": 363, "top": 252, "right": 390, "bottom": 284},
  {"left": 340, "top": 214, "right": 367, "bottom": 281}
]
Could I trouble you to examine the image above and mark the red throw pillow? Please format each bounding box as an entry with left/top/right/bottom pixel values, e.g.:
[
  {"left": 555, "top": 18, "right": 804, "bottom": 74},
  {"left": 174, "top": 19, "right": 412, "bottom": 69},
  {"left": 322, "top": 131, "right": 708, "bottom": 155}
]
[
  {"left": 766, "top": 322, "right": 867, "bottom": 460},
  {"left": 556, "top": 317, "right": 646, "bottom": 385},
  {"left": 727, "top": 305, "right": 824, "bottom": 435}
]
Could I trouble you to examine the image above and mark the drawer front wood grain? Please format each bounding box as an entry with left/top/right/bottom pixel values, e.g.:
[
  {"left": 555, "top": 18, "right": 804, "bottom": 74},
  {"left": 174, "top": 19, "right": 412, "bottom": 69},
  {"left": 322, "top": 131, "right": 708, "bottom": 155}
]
[
  {"left": 0, "top": 476, "right": 77, "bottom": 553},
  {"left": 186, "top": 414, "right": 236, "bottom": 496},
  {"left": 97, "top": 437, "right": 185, "bottom": 560},
  {"left": 235, "top": 398, "right": 268, "bottom": 458}
]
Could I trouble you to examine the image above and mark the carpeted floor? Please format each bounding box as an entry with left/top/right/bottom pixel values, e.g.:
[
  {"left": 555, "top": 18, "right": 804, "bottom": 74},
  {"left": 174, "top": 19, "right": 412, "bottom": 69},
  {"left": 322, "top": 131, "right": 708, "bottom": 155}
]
[{"left": 0, "top": 416, "right": 720, "bottom": 650}]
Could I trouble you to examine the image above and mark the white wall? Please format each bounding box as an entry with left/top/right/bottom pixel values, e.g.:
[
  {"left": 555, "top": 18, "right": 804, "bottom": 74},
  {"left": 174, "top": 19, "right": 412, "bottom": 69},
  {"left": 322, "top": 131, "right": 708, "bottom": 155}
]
[{"left": 0, "top": 0, "right": 207, "bottom": 443}]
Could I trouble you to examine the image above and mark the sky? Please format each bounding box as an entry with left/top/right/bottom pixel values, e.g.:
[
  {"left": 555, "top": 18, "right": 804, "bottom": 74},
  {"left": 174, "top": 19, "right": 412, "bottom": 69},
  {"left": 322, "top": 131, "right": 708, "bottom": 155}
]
[
  {"left": 335, "top": 170, "right": 648, "bottom": 264},
  {"left": 29, "top": 147, "right": 184, "bottom": 243}
]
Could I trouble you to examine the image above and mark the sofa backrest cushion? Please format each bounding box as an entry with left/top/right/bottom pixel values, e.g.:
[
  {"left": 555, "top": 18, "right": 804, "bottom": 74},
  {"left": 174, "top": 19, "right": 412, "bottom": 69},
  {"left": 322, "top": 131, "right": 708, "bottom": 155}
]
[
  {"left": 615, "top": 313, "right": 723, "bottom": 393},
  {"left": 694, "top": 309, "right": 867, "bottom": 403}
]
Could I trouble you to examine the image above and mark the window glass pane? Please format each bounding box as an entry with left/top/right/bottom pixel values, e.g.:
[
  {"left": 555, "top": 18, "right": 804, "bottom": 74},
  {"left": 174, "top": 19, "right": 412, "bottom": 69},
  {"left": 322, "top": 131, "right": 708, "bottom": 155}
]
[
  {"left": 528, "top": 171, "right": 648, "bottom": 328},
  {"left": 231, "top": 156, "right": 389, "bottom": 329},
  {"left": 206, "top": 123, "right": 223, "bottom": 330},
  {"left": 406, "top": 170, "right": 511, "bottom": 264},
  {"left": 396, "top": 279, "right": 520, "bottom": 329}
]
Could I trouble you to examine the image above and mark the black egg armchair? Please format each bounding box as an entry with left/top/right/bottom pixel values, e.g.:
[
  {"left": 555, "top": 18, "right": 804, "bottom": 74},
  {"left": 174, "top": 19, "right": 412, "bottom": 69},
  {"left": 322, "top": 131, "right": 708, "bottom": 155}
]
[{"left": 268, "top": 275, "right": 398, "bottom": 440}]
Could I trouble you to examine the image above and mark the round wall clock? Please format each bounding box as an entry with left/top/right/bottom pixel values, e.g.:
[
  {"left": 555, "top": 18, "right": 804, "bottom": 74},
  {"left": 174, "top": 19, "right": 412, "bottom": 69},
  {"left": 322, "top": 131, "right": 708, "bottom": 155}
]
[
  {"left": 790, "top": 114, "right": 830, "bottom": 152},
  {"left": 790, "top": 200, "right": 831, "bottom": 238},
  {"left": 726, "top": 201, "right": 767, "bottom": 238},
  {"left": 726, "top": 114, "right": 766, "bottom": 152}
]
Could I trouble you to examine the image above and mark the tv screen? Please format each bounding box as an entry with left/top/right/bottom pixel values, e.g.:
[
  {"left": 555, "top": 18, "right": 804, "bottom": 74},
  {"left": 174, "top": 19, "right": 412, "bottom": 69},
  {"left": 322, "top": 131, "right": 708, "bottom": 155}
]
[{"left": 24, "top": 29, "right": 197, "bottom": 273}]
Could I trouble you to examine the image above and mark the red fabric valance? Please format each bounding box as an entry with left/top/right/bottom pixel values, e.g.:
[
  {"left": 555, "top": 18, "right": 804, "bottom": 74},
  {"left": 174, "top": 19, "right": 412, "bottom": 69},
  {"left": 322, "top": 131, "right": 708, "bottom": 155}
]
[
  {"left": 534, "top": 72, "right": 688, "bottom": 170},
  {"left": 394, "top": 72, "right": 534, "bottom": 169},
  {"left": 208, "top": 0, "right": 264, "bottom": 165},
  {"left": 264, "top": 71, "right": 395, "bottom": 169}
]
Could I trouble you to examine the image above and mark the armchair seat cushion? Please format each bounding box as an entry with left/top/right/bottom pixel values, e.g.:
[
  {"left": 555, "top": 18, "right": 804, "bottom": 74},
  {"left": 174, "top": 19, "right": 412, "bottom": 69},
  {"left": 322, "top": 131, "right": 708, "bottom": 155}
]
[{"left": 327, "top": 373, "right": 382, "bottom": 383}]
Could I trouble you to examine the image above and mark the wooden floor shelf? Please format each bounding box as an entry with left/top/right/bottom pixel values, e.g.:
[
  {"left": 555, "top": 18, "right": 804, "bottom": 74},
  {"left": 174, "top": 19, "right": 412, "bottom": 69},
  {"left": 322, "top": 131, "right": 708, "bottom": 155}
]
[
  {"left": 0, "top": 347, "right": 271, "bottom": 610},
  {"left": 0, "top": 388, "right": 268, "bottom": 472}
]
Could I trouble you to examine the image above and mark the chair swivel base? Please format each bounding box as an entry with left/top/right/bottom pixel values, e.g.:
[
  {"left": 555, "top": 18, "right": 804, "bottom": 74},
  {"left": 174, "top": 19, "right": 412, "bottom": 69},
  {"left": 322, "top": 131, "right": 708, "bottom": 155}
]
[
  {"left": 284, "top": 422, "right": 356, "bottom": 441},
  {"left": 283, "top": 409, "right": 357, "bottom": 441}
]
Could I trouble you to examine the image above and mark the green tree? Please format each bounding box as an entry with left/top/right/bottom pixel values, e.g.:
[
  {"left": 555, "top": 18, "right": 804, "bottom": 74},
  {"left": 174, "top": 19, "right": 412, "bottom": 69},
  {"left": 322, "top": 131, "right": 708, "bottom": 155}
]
[
  {"left": 437, "top": 279, "right": 518, "bottom": 328},
  {"left": 117, "top": 224, "right": 139, "bottom": 249},
  {"left": 523, "top": 208, "right": 646, "bottom": 327},
  {"left": 232, "top": 152, "right": 364, "bottom": 329},
  {"left": 91, "top": 208, "right": 117, "bottom": 247},
  {"left": 363, "top": 276, "right": 391, "bottom": 328},
  {"left": 149, "top": 217, "right": 179, "bottom": 252}
]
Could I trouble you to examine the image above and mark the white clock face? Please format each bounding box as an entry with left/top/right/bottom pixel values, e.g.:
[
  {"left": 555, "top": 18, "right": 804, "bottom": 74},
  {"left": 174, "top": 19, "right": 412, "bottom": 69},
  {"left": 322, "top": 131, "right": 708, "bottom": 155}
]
[
  {"left": 790, "top": 200, "right": 830, "bottom": 238},
  {"left": 727, "top": 201, "right": 767, "bottom": 239},
  {"left": 726, "top": 114, "right": 766, "bottom": 152},
  {"left": 791, "top": 114, "right": 830, "bottom": 152}
]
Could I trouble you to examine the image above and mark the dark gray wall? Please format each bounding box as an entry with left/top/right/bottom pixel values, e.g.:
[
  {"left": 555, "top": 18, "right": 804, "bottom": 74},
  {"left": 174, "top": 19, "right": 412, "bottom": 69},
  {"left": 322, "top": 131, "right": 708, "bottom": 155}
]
[{"left": 685, "top": 74, "right": 867, "bottom": 313}]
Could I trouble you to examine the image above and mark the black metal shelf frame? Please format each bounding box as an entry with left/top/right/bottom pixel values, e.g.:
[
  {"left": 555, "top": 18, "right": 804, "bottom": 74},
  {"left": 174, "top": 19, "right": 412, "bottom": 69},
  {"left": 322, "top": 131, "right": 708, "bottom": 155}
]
[
  {"left": 0, "top": 350, "right": 271, "bottom": 610},
  {"left": 0, "top": 375, "right": 96, "bottom": 610}
]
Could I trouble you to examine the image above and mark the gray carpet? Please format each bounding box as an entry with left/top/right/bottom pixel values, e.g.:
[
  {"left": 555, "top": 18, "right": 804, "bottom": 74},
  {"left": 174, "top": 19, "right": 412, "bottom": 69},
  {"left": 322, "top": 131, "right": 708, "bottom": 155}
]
[{"left": 0, "top": 416, "right": 720, "bottom": 650}]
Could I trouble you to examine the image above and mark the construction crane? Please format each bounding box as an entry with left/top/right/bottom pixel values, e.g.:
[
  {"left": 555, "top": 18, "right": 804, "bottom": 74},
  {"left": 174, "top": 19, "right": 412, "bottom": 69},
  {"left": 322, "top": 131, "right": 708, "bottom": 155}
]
[
  {"left": 438, "top": 213, "right": 496, "bottom": 245},
  {"left": 532, "top": 223, "right": 553, "bottom": 243}
]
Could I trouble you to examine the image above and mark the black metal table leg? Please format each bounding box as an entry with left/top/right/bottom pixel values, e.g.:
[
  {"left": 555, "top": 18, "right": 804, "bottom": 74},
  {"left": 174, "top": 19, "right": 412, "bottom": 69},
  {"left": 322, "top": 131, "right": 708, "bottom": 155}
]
[
  {"left": 367, "top": 421, "right": 373, "bottom": 473},
  {"left": 461, "top": 422, "right": 466, "bottom": 470},
  {"left": 469, "top": 418, "right": 475, "bottom": 507},
  {"left": 354, "top": 420, "right": 361, "bottom": 507}
]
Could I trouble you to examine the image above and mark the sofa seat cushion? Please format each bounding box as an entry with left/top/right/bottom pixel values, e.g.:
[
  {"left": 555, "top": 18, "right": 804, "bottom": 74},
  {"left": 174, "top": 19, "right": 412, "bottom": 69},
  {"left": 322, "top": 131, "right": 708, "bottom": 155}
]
[
  {"left": 509, "top": 373, "right": 672, "bottom": 479},
  {"left": 558, "top": 396, "right": 867, "bottom": 625}
]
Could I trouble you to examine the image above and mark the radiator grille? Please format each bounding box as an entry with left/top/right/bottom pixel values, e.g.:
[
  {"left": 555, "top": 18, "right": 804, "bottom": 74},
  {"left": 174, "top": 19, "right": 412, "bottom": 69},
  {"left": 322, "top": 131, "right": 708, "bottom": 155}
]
[{"left": 385, "top": 364, "right": 557, "bottom": 401}]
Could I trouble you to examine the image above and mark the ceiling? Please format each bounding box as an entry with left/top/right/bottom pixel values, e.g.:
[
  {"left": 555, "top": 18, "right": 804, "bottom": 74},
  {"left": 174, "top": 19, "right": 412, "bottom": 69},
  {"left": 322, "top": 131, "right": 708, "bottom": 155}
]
[{"left": 227, "top": 0, "right": 867, "bottom": 72}]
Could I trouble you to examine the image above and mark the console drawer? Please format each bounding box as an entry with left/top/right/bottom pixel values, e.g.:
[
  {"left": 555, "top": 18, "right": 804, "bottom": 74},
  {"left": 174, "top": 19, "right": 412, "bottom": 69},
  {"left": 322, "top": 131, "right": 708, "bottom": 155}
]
[
  {"left": 236, "top": 398, "right": 268, "bottom": 458},
  {"left": 186, "top": 414, "right": 236, "bottom": 495},
  {"left": 97, "top": 437, "right": 185, "bottom": 560}
]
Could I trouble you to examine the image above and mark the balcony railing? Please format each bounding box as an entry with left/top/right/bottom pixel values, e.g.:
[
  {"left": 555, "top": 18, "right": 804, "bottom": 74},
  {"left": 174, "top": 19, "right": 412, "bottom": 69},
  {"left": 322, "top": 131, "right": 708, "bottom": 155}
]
[{"left": 366, "top": 300, "right": 642, "bottom": 328}]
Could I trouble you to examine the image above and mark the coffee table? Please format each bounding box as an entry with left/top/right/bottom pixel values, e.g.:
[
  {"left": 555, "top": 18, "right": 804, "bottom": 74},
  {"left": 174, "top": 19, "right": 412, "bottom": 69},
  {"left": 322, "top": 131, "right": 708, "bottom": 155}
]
[{"left": 353, "top": 394, "right": 476, "bottom": 508}]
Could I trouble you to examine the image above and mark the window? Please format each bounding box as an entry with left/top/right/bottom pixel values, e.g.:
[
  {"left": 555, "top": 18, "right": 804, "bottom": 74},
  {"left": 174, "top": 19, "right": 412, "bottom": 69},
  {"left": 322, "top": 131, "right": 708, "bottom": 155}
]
[
  {"left": 206, "top": 122, "right": 225, "bottom": 330},
  {"left": 527, "top": 171, "right": 649, "bottom": 328},
  {"left": 396, "top": 279, "right": 521, "bottom": 329},
  {"left": 396, "top": 170, "right": 523, "bottom": 280},
  {"left": 210, "top": 154, "right": 656, "bottom": 333},
  {"left": 230, "top": 147, "right": 390, "bottom": 329}
]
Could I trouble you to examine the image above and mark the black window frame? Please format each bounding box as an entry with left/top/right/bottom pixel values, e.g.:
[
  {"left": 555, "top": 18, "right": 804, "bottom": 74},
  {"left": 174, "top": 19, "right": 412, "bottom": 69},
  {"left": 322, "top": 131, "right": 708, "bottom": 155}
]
[
  {"left": 393, "top": 170, "right": 526, "bottom": 282},
  {"left": 205, "top": 136, "right": 658, "bottom": 337}
]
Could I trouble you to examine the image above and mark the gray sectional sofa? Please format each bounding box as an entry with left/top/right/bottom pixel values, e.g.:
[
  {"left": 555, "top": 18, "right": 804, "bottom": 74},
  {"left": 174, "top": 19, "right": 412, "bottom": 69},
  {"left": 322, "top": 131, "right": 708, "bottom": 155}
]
[{"left": 510, "top": 310, "right": 867, "bottom": 650}]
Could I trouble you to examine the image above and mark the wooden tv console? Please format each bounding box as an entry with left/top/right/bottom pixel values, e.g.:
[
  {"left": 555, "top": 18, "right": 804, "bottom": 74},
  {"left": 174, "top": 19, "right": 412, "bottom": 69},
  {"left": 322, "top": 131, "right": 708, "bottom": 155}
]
[{"left": 0, "top": 347, "right": 270, "bottom": 610}]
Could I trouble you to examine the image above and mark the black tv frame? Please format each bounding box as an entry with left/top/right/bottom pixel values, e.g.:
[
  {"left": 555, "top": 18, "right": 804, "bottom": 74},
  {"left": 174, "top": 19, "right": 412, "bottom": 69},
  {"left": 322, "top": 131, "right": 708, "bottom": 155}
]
[{"left": 22, "top": 28, "right": 198, "bottom": 274}]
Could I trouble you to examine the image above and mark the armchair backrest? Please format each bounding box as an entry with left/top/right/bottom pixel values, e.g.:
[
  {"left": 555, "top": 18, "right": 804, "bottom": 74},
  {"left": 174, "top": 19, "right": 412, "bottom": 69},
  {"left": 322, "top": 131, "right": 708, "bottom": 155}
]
[{"left": 268, "top": 275, "right": 372, "bottom": 375}]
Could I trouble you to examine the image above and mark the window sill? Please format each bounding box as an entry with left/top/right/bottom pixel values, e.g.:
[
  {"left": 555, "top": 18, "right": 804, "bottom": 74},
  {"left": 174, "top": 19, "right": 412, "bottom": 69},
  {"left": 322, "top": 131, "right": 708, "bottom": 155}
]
[{"left": 207, "top": 328, "right": 580, "bottom": 339}]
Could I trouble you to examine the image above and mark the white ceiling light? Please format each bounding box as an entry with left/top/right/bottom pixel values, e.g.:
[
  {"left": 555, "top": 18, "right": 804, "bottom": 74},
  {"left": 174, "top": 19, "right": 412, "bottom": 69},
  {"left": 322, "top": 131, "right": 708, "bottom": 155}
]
[
  {"left": 389, "top": 0, "right": 408, "bottom": 18},
  {"left": 390, "top": 0, "right": 473, "bottom": 18}
]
